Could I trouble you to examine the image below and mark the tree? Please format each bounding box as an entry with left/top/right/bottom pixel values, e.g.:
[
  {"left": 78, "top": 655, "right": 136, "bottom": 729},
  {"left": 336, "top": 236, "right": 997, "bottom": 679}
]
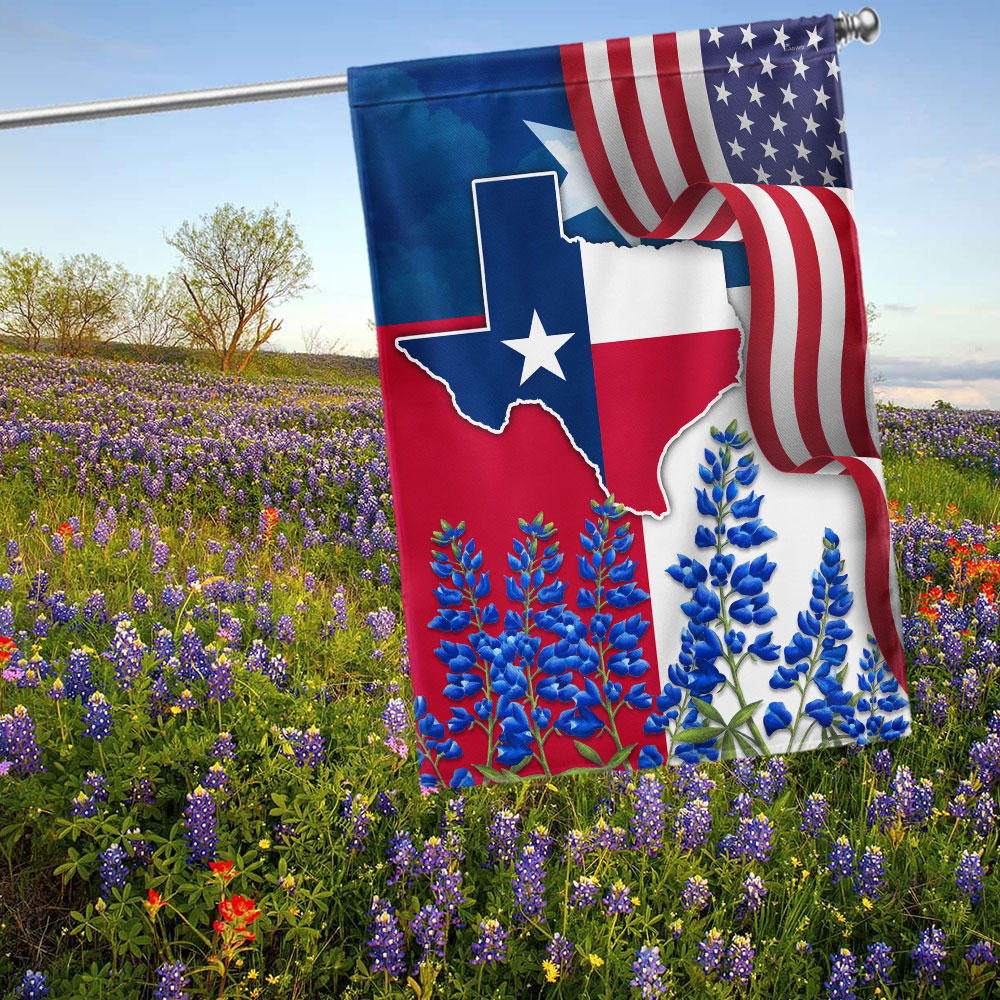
[
  {"left": 166, "top": 204, "right": 312, "bottom": 372},
  {"left": 866, "top": 301, "right": 885, "bottom": 386},
  {"left": 120, "top": 273, "right": 187, "bottom": 359},
  {"left": 0, "top": 249, "right": 127, "bottom": 355}
]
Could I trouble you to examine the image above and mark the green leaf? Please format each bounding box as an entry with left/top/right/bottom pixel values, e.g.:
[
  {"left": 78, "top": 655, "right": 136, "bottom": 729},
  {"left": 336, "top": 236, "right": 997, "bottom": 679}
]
[
  {"left": 726, "top": 418, "right": 738, "bottom": 435},
  {"left": 474, "top": 765, "right": 520, "bottom": 785},
  {"left": 721, "top": 731, "right": 736, "bottom": 760},
  {"left": 674, "top": 725, "right": 726, "bottom": 744},
  {"left": 574, "top": 741, "right": 605, "bottom": 766},
  {"left": 734, "top": 731, "right": 760, "bottom": 757},
  {"left": 728, "top": 700, "right": 762, "bottom": 730},
  {"left": 606, "top": 743, "right": 637, "bottom": 768},
  {"left": 692, "top": 697, "right": 725, "bottom": 724}
]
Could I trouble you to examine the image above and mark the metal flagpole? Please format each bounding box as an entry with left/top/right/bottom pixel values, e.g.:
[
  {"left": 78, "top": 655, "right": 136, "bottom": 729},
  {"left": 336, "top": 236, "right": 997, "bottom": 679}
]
[{"left": 0, "top": 7, "right": 879, "bottom": 132}]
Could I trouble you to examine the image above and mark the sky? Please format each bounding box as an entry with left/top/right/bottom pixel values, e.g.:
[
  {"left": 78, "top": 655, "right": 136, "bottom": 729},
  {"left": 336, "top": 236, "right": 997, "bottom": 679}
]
[{"left": 0, "top": 0, "right": 997, "bottom": 406}]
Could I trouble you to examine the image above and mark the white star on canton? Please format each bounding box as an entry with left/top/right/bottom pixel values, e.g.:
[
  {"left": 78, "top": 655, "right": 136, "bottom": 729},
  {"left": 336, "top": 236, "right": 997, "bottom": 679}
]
[
  {"left": 770, "top": 111, "right": 787, "bottom": 134},
  {"left": 792, "top": 54, "right": 809, "bottom": 79},
  {"left": 747, "top": 82, "right": 764, "bottom": 106},
  {"left": 827, "top": 141, "right": 844, "bottom": 161},
  {"left": 773, "top": 24, "right": 789, "bottom": 48},
  {"left": 813, "top": 85, "right": 831, "bottom": 108},
  {"left": 740, "top": 23, "right": 757, "bottom": 46},
  {"left": 759, "top": 53, "right": 777, "bottom": 77},
  {"left": 806, "top": 26, "right": 823, "bottom": 49},
  {"left": 737, "top": 110, "right": 754, "bottom": 132},
  {"left": 707, "top": 26, "right": 724, "bottom": 46},
  {"left": 826, "top": 56, "right": 840, "bottom": 79},
  {"left": 794, "top": 139, "right": 811, "bottom": 160},
  {"left": 803, "top": 113, "right": 819, "bottom": 135},
  {"left": 754, "top": 164, "right": 772, "bottom": 182},
  {"left": 728, "top": 136, "right": 746, "bottom": 159},
  {"left": 715, "top": 80, "right": 732, "bottom": 104},
  {"left": 836, "top": 115, "right": 846, "bottom": 133},
  {"left": 787, "top": 165, "right": 804, "bottom": 184},
  {"left": 818, "top": 166, "right": 837, "bottom": 185},
  {"left": 502, "top": 311, "right": 575, "bottom": 385},
  {"left": 523, "top": 121, "right": 640, "bottom": 247},
  {"left": 760, "top": 138, "right": 778, "bottom": 159},
  {"left": 727, "top": 52, "right": 744, "bottom": 75},
  {"left": 781, "top": 83, "right": 798, "bottom": 106}
]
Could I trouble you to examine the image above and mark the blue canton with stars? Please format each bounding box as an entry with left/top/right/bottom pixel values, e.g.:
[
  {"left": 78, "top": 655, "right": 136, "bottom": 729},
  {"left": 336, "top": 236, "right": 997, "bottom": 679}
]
[
  {"left": 397, "top": 173, "right": 606, "bottom": 483},
  {"left": 700, "top": 14, "right": 851, "bottom": 188}
]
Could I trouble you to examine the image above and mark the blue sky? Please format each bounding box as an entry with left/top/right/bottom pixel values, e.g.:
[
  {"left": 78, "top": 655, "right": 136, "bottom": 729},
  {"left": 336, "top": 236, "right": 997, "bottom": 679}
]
[{"left": 1, "top": 0, "right": 997, "bottom": 406}]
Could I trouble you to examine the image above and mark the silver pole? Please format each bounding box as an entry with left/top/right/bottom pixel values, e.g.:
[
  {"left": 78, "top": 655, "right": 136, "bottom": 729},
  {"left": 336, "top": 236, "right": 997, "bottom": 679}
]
[{"left": 0, "top": 7, "right": 878, "bottom": 132}]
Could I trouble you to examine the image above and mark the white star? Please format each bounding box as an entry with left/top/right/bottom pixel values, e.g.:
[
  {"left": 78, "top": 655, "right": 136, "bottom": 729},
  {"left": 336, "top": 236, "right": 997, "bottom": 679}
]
[
  {"left": 813, "top": 85, "right": 831, "bottom": 108},
  {"left": 802, "top": 113, "right": 819, "bottom": 135},
  {"left": 806, "top": 26, "right": 823, "bottom": 49},
  {"left": 794, "top": 139, "right": 811, "bottom": 160},
  {"left": 737, "top": 110, "right": 754, "bottom": 132},
  {"left": 826, "top": 56, "right": 840, "bottom": 79},
  {"left": 747, "top": 82, "right": 764, "bottom": 106},
  {"left": 760, "top": 138, "right": 778, "bottom": 160},
  {"left": 836, "top": 115, "right": 846, "bottom": 133},
  {"left": 727, "top": 52, "right": 744, "bottom": 75},
  {"left": 754, "top": 164, "right": 772, "bottom": 182},
  {"left": 773, "top": 24, "right": 789, "bottom": 48},
  {"left": 827, "top": 141, "right": 844, "bottom": 161},
  {"left": 781, "top": 83, "right": 798, "bottom": 106},
  {"left": 818, "top": 166, "right": 837, "bottom": 185},
  {"left": 715, "top": 80, "right": 732, "bottom": 104},
  {"left": 770, "top": 111, "right": 787, "bottom": 134},
  {"left": 502, "top": 311, "right": 574, "bottom": 385},
  {"left": 523, "top": 120, "right": 639, "bottom": 246},
  {"left": 728, "top": 136, "right": 746, "bottom": 159},
  {"left": 792, "top": 54, "right": 809, "bottom": 79},
  {"left": 787, "top": 165, "right": 804, "bottom": 184},
  {"left": 759, "top": 53, "right": 777, "bottom": 78},
  {"left": 740, "top": 23, "right": 757, "bottom": 46},
  {"left": 707, "top": 26, "right": 724, "bottom": 46}
]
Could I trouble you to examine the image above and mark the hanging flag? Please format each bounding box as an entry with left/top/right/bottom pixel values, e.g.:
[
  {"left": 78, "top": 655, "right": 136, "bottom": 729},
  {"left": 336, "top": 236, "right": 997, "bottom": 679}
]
[{"left": 349, "top": 13, "right": 910, "bottom": 788}]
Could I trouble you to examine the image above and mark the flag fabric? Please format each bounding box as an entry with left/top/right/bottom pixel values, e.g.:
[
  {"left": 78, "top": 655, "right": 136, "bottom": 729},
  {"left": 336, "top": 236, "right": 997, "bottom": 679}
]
[{"left": 348, "top": 13, "right": 910, "bottom": 789}]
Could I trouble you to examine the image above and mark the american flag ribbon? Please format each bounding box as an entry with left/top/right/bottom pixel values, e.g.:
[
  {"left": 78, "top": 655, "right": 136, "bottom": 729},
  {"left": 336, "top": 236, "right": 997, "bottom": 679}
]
[{"left": 561, "top": 25, "right": 905, "bottom": 688}]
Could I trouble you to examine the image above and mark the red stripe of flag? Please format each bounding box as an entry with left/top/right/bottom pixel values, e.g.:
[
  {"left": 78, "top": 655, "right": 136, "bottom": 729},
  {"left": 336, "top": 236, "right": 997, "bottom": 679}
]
[
  {"left": 560, "top": 43, "right": 650, "bottom": 237},
  {"left": 651, "top": 33, "right": 709, "bottom": 186}
]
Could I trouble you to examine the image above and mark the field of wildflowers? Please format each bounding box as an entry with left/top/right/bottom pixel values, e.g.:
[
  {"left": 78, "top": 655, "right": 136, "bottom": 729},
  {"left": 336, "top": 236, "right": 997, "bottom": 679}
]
[{"left": 1, "top": 352, "right": 999, "bottom": 999}]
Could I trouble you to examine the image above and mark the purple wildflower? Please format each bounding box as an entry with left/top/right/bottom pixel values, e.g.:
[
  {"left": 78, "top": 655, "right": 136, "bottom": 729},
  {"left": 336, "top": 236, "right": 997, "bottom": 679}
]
[
  {"left": 0, "top": 705, "right": 43, "bottom": 775},
  {"left": 410, "top": 902, "right": 447, "bottom": 966},
  {"left": 470, "top": 918, "right": 508, "bottom": 966},
  {"left": 966, "top": 941, "right": 996, "bottom": 969},
  {"left": 800, "top": 792, "right": 829, "bottom": 836},
  {"left": 827, "top": 836, "right": 855, "bottom": 885},
  {"left": 546, "top": 933, "right": 574, "bottom": 978},
  {"left": 970, "top": 733, "right": 1000, "bottom": 788},
  {"left": 512, "top": 843, "right": 547, "bottom": 921},
  {"left": 15, "top": 970, "right": 50, "bottom": 999},
  {"left": 861, "top": 941, "right": 893, "bottom": 986},
  {"left": 854, "top": 846, "right": 886, "bottom": 900},
  {"left": 366, "top": 897, "right": 406, "bottom": 977},
  {"left": 723, "top": 933, "right": 755, "bottom": 987},
  {"left": 825, "top": 948, "right": 858, "bottom": 1000},
  {"left": 98, "top": 842, "right": 130, "bottom": 897},
  {"left": 182, "top": 786, "right": 218, "bottom": 866},
  {"left": 603, "top": 879, "right": 636, "bottom": 917},
  {"left": 630, "top": 773, "right": 666, "bottom": 856},
  {"left": 735, "top": 872, "right": 767, "bottom": 921},
  {"left": 673, "top": 798, "right": 712, "bottom": 852},
  {"left": 570, "top": 875, "right": 600, "bottom": 910},
  {"left": 697, "top": 928, "right": 725, "bottom": 977},
  {"left": 631, "top": 944, "right": 667, "bottom": 998},
  {"left": 682, "top": 875, "right": 712, "bottom": 913},
  {"left": 209, "top": 732, "right": 235, "bottom": 760},
  {"left": 82, "top": 692, "right": 113, "bottom": 743},
  {"left": 386, "top": 831, "right": 416, "bottom": 886},
  {"left": 911, "top": 926, "right": 947, "bottom": 986},
  {"left": 486, "top": 808, "right": 520, "bottom": 868},
  {"left": 956, "top": 849, "right": 985, "bottom": 906}
]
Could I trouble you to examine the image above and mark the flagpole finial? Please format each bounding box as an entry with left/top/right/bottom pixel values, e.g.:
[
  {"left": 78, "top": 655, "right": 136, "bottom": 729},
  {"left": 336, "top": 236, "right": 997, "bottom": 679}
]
[{"left": 836, "top": 7, "right": 881, "bottom": 44}]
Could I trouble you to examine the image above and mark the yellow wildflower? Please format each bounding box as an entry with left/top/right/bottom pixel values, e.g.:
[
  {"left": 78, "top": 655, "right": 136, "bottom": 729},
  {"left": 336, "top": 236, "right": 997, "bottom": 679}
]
[
  {"left": 587, "top": 953, "right": 604, "bottom": 968},
  {"left": 542, "top": 959, "right": 559, "bottom": 983}
]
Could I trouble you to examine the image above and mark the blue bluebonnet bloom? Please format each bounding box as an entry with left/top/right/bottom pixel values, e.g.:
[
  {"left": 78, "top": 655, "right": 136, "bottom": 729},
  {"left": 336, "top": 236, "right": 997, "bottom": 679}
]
[
  {"left": 98, "top": 842, "right": 130, "bottom": 897},
  {"left": 965, "top": 941, "right": 996, "bottom": 969},
  {"left": 735, "top": 872, "right": 767, "bottom": 921},
  {"left": 366, "top": 897, "right": 406, "bottom": 977},
  {"left": 15, "top": 970, "right": 50, "bottom": 999},
  {"left": 63, "top": 648, "right": 96, "bottom": 702},
  {"left": 182, "top": 786, "right": 218, "bottom": 866},
  {"left": 860, "top": 941, "right": 893, "bottom": 986},
  {"left": 0, "top": 706, "right": 43, "bottom": 776},
  {"left": 974, "top": 794, "right": 996, "bottom": 839},
  {"left": 470, "top": 918, "right": 508, "bottom": 966},
  {"left": 673, "top": 798, "right": 712, "bottom": 852},
  {"left": 570, "top": 875, "right": 600, "bottom": 910},
  {"left": 800, "top": 792, "right": 829, "bottom": 836},
  {"left": 732, "top": 813, "right": 774, "bottom": 863},
  {"left": 341, "top": 795, "right": 373, "bottom": 853},
  {"left": 631, "top": 944, "right": 667, "bottom": 998},
  {"left": 723, "top": 934, "right": 755, "bottom": 987},
  {"left": 853, "top": 846, "right": 886, "bottom": 900},
  {"left": 512, "top": 843, "right": 547, "bottom": 921},
  {"left": 824, "top": 948, "right": 858, "bottom": 1000},
  {"left": 603, "top": 879, "right": 636, "bottom": 916},
  {"left": 486, "top": 809, "right": 520, "bottom": 868},
  {"left": 956, "top": 849, "right": 985, "bottom": 905},
  {"left": 152, "top": 960, "right": 189, "bottom": 1000},
  {"left": 827, "top": 836, "right": 855, "bottom": 885},
  {"left": 630, "top": 773, "right": 666, "bottom": 856},
  {"left": 410, "top": 902, "right": 447, "bottom": 967},
  {"left": 82, "top": 692, "right": 113, "bottom": 743},
  {"left": 431, "top": 871, "right": 467, "bottom": 924},
  {"left": 911, "top": 926, "right": 948, "bottom": 986},
  {"left": 970, "top": 732, "right": 1000, "bottom": 788},
  {"left": 697, "top": 928, "right": 726, "bottom": 977},
  {"left": 385, "top": 831, "right": 416, "bottom": 886},
  {"left": 682, "top": 875, "right": 711, "bottom": 912},
  {"left": 546, "top": 933, "right": 574, "bottom": 977},
  {"left": 209, "top": 732, "right": 236, "bottom": 760}
]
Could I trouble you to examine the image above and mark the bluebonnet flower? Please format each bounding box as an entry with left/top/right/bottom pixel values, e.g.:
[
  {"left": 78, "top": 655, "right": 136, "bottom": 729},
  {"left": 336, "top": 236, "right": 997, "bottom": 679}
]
[
  {"left": 105, "top": 619, "right": 145, "bottom": 690},
  {"left": 825, "top": 948, "right": 858, "bottom": 1000},
  {"left": 342, "top": 794, "right": 373, "bottom": 853},
  {"left": 735, "top": 872, "right": 766, "bottom": 921},
  {"left": 630, "top": 773, "right": 666, "bottom": 856},
  {"left": 966, "top": 941, "right": 996, "bottom": 969},
  {"left": 151, "top": 961, "right": 189, "bottom": 1000},
  {"left": 800, "top": 792, "right": 829, "bottom": 836},
  {"left": 431, "top": 871, "right": 466, "bottom": 924},
  {"left": 210, "top": 732, "right": 236, "bottom": 760},
  {"left": 570, "top": 875, "right": 600, "bottom": 909},
  {"left": 723, "top": 934, "right": 755, "bottom": 987},
  {"left": 631, "top": 944, "right": 667, "bottom": 998},
  {"left": 206, "top": 653, "right": 234, "bottom": 703},
  {"left": 410, "top": 902, "right": 447, "bottom": 967},
  {"left": 372, "top": 790, "right": 397, "bottom": 817},
  {"left": 697, "top": 928, "right": 726, "bottom": 977},
  {"left": 546, "top": 933, "right": 574, "bottom": 978},
  {"left": 15, "top": 970, "right": 50, "bottom": 999},
  {"left": 731, "top": 813, "right": 774, "bottom": 863},
  {"left": 470, "top": 918, "right": 508, "bottom": 966},
  {"left": 486, "top": 808, "right": 520, "bottom": 868},
  {"left": 98, "top": 842, "right": 130, "bottom": 897},
  {"left": 182, "top": 786, "right": 217, "bottom": 865},
  {"left": 956, "top": 849, "right": 985, "bottom": 905},
  {"left": 673, "top": 798, "right": 712, "bottom": 852},
  {"left": 682, "top": 875, "right": 711, "bottom": 912},
  {"left": 202, "top": 762, "right": 230, "bottom": 799},
  {"left": 82, "top": 692, "right": 113, "bottom": 743},
  {"left": 860, "top": 941, "right": 893, "bottom": 986},
  {"left": 366, "top": 897, "right": 406, "bottom": 977},
  {"left": 0, "top": 706, "right": 43, "bottom": 776},
  {"left": 970, "top": 732, "right": 1000, "bottom": 788},
  {"left": 853, "top": 846, "right": 886, "bottom": 900},
  {"left": 974, "top": 794, "right": 995, "bottom": 839},
  {"left": 827, "top": 836, "right": 855, "bottom": 885},
  {"left": 603, "top": 879, "right": 636, "bottom": 916},
  {"left": 911, "top": 926, "right": 947, "bottom": 986},
  {"left": 512, "top": 843, "right": 547, "bottom": 921},
  {"left": 386, "top": 831, "right": 416, "bottom": 886}
]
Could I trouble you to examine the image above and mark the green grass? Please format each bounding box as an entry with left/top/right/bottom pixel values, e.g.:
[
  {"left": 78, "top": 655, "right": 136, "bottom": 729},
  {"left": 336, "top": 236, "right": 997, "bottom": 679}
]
[{"left": 883, "top": 453, "right": 1000, "bottom": 524}]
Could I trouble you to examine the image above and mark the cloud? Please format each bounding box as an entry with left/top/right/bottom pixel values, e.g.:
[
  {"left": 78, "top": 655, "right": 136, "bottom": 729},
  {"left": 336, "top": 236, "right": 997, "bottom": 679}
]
[
  {"left": 880, "top": 303, "right": 917, "bottom": 313},
  {"left": 968, "top": 154, "right": 1000, "bottom": 174},
  {"left": 874, "top": 356, "right": 1000, "bottom": 386},
  {"left": 0, "top": 11, "right": 155, "bottom": 59}
]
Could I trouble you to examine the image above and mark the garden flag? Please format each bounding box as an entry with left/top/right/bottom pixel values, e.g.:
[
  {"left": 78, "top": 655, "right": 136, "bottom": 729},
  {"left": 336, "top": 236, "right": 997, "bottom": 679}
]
[{"left": 348, "top": 12, "right": 911, "bottom": 788}]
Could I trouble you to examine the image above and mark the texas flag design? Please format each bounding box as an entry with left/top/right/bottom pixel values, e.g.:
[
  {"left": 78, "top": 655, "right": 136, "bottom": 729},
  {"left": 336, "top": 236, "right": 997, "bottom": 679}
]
[{"left": 397, "top": 171, "right": 743, "bottom": 517}]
